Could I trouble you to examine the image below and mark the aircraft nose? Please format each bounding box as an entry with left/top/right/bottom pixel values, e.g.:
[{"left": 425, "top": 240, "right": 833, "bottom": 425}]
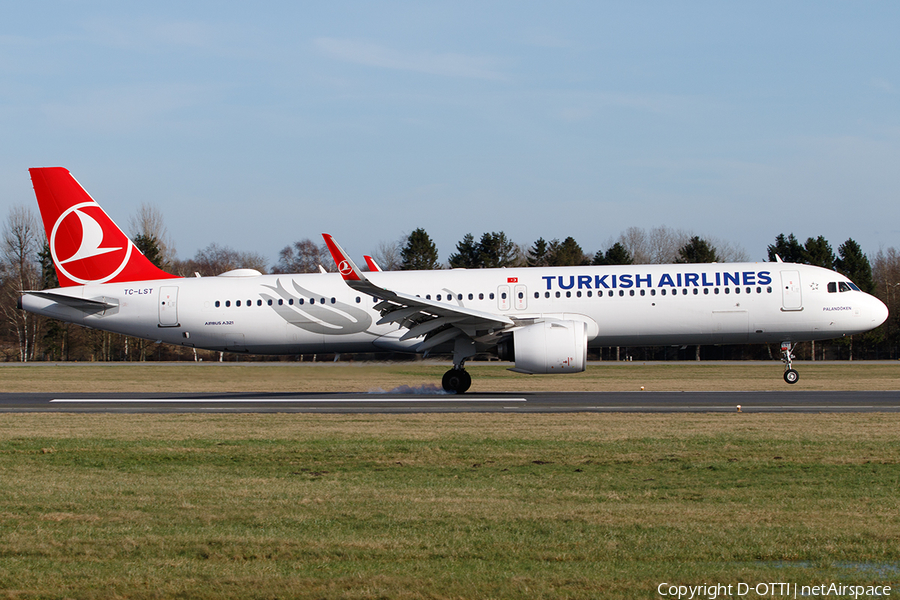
[{"left": 870, "top": 295, "right": 889, "bottom": 328}]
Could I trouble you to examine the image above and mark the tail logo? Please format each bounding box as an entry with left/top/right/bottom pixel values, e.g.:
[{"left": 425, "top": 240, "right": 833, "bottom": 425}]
[
  {"left": 50, "top": 202, "right": 133, "bottom": 284},
  {"left": 338, "top": 260, "right": 354, "bottom": 276}
]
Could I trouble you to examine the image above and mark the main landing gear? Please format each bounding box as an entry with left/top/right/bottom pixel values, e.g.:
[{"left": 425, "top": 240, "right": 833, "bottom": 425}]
[
  {"left": 442, "top": 368, "right": 472, "bottom": 394},
  {"left": 442, "top": 337, "right": 476, "bottom": 394},
  {"left": 781, "top": 341, "right": 799, "bottom": 384}
]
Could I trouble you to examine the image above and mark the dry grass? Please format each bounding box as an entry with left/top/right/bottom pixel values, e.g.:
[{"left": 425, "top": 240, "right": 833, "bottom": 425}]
[
  {"left": 1, "top": 413, "right": 899, "bottom": 599},
  {"left": 0, "top": 360, "right": 898, "bottom": 393}
]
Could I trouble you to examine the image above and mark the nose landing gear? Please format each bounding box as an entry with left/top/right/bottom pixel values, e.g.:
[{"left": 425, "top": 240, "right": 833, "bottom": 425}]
[{"left": 781, "top": 341, "right": 799, "bottom": 384}]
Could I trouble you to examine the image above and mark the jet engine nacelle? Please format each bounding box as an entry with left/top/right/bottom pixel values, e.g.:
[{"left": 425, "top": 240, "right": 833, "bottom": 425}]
[{"left": 503, "top": 320, "right": 588, "bottom": 375}]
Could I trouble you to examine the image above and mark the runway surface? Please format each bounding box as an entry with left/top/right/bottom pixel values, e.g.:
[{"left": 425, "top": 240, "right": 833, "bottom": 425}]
[{"left": 1, "top": 390, "right": 899, "bottom": 413}]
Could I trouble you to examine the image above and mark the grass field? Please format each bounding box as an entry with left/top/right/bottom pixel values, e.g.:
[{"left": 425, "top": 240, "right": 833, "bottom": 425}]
[
  {"left": 0, "top": 360, "right": 898, "bottom": 393},
  {"left": 1, "top": 363, "right": 899, "bottom": 599}
]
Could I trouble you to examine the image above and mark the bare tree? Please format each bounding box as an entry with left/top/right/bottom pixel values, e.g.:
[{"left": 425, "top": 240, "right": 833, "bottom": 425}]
[
  {"left": 173, "top": 243, "right": 268, "bottom": 277},
  {"left": 371, "top": 238, "right": 403, "bottom": 271},
  {"left": 618, "top": 227, "right": 650, "bottom": 264},
  {"left": 272, "top": 239, "right": 334, "bottom": 273},
  {"left": 618, "top": 226, "right": 689, "bottom": 264},
  {"left": 128, "top": 203, "right": 175, "bottom": 268},
  {"left": 710, "top": 237, "right": 749, "bottom": 262},
  {"left": 1, "top": 205, "right": 42, "bottom": 361}
]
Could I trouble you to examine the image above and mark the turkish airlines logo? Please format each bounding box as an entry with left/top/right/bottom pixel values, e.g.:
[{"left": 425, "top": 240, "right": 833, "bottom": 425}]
[
  {"left": 338, "top": 260, "right": 354, "bottom": 276},
  {"left": 50, "top": 202, "right": 133, "bottom": 284}
]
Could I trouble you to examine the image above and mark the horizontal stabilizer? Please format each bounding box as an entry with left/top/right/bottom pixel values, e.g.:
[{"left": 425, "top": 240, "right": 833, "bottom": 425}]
[{"left": 21, "top": 290, "right": 118, "bottom": 312}]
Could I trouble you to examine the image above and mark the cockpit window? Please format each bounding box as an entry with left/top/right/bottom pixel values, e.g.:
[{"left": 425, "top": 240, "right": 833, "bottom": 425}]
[{"left": 829, "top": 281, "right": 858, "bottom": 293}]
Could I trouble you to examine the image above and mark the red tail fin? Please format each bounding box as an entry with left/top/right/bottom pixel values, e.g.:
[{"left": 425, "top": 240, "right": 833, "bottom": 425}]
[{"left": 29, "top": 167, "right": 179, "bottom": 286}]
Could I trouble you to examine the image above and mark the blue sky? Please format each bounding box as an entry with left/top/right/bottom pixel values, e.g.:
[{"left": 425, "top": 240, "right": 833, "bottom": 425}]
[{"left": 2, "top": 1, "right": 898, "bottom": 266}]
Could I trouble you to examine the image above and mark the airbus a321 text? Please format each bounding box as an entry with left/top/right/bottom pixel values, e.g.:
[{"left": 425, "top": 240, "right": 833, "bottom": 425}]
[{"left": 19, "top": 168, "right": 889, "bottom": 393}]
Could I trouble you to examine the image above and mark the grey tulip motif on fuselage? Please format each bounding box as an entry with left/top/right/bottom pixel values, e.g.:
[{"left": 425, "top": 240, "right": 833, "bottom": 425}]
[{"left": 261, "top": 278, "right": 375, "bottom": 335}]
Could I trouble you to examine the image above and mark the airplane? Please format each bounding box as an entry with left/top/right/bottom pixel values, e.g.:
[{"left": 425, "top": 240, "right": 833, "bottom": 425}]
[{"left": 19, "top": 167, "right": 889, "bottom": 393}]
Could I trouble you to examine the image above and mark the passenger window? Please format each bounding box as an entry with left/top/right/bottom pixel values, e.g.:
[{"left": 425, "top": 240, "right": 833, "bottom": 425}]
[
  {"left": 661, "top": 289, "right": 666, "bottom": 296},
  {"left": 457, "top": 294, "right": 463, "bottom": 301},
  {"left": 247, "top": 300, "right": 251, "bottom": 306},
  {"left": 236, "top": 300, "right": 241, "bottom": 307},
  {"left": 257, "top": 299, "right": 262, "bottom": 306},
  {"left": 468, "top": 293, "right": 474, "bottom": 300},
  {"left": 215, "top": 300, "right": 220, "bottom": 308},
  {"left": 545, "top": 292, "right": 550, "bottom": 298},
  {"left": 225, "top": 300, "right": 231, "bottom": 307},
  {"left": 426, "top": 295, "right": 431, "bottom": 300},
  {"left": 501, "top": 292, "right": 507, "bottom": 299},
  {"left": 479, "top": 293, "right": 484, "bottom": 300},
  {"left": 534, "top": 292, "right": 539, "bottom": 299},
  {"left": 640, "top": 289, "right": 645, "bottom": 296},
  {"left": 289, "top": 299, "right": 294, "bottom": 305},
  {"left": 619, "top": 290, "right": 624, "bottom": 297},
  {"left": 630, "top": 290, "right": 635, "bottom": 297},
  {"left": 587, "top": 291, "right": 592, "bottom": 297},
  {"left": 693, "top": 289, "right": 699, "bottom": 295},
  {"left": 278, "top": 299, "right": 283, "bottom": 306},
  {"left": 756, "top": 287, "right": 761, "bottom": 294},
  {"left": 566, "top": 291, "right": 572, "bottom": 298},
  {"left": 519, "top": 292, "right": 525, "bottom": 299},
  {"left": 331, "top": 298, "right": 336, "bottom": 304},
  {"left": 650, "top": 289, "right": 656, "bottom": 296},
  {"left": 767, "top": 287, "right": 773, "bottom": 293},
  {"left": 437, "top": 294, "right": 442, "bottom": 301},
  {"left": 556, "top": 291, "right": 561, "bottom": 298},
  {"left": 490, "top": 293, "right": 495, "bottom": 300},
  {"left": 356, "top": 297, "right": 361, "bottom": 303}
]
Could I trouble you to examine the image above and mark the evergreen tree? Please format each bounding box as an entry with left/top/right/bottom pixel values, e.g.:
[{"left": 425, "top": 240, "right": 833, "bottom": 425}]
[
  {"left": 477, "top": 231, "right": 518, "bottom": 268},
  {"left": 802, "top": 236, "right": 835, "bottom": 269},
  {"left": 835, "top": 238, "right": 875, "bottom": 293},
  {"left": 526, "top": 237, "right": 550, "bottom": 267},
  {"left": 448, "top": 233, "right": 480, "bottom": 268},
  {"left": 676, "top": 236, "right": 719, "bottom": 263},
  {"left": 38, "top": 241, "right": 58, "bottom": 289},
  {"left": 548, "top": 237, "right": 588, "bottom": 266},
  {"left": 401, "top": 228, "right": 441, "bottom": 270},
  {"left": 593, "top": 242, "right": 633, "bottom": 265},
  {"left": 133, "top": 233, "right": 163, "bottom": 269},
  {"left": 768, "top": 233, "right": 805, "bottom": 263}
]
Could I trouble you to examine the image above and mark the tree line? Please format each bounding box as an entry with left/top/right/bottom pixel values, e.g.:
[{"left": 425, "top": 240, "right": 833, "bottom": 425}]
[{"left": 1, "top": 203, "right": 898, "bottom": 362}]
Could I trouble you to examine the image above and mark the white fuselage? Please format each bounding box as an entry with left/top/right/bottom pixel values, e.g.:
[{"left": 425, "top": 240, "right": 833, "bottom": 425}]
[{"left": 21, "top": 262, "right": 889, "bottom": 356}]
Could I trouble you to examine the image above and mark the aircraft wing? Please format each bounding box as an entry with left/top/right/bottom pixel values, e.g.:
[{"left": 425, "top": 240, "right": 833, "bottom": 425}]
[
  {"left": 323, "top": 234, "right": 514, "bottom": 350},
  {"left": 363, "top": 255, "right": 382, "bottom": 272}
]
